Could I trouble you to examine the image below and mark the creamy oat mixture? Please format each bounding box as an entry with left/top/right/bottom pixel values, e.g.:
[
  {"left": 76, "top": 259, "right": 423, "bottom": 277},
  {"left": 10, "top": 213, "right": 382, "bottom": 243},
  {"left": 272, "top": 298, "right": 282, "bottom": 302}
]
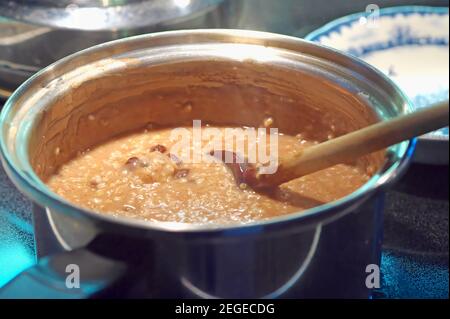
[{"left": 47, "top": 127, "right": 370, "bottom": 224}]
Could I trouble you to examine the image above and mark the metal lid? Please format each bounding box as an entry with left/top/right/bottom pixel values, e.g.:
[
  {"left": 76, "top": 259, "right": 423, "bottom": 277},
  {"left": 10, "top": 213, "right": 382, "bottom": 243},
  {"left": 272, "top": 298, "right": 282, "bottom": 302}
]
[{"left": 0, "top": 0, "right": 223, "bottom": 31}]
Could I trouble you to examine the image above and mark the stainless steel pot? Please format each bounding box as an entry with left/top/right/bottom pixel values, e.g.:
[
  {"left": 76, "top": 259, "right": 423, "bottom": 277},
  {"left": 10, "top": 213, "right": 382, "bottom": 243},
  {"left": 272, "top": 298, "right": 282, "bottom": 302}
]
[{"left": 0, "top": 29, "right": 414, "bottom": 298}]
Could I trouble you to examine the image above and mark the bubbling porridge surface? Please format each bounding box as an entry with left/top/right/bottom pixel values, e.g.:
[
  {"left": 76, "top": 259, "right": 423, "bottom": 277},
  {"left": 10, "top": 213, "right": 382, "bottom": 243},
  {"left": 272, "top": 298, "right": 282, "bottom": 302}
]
[{"left": 46, "top": 126, "right": 370, "bottom": 224}]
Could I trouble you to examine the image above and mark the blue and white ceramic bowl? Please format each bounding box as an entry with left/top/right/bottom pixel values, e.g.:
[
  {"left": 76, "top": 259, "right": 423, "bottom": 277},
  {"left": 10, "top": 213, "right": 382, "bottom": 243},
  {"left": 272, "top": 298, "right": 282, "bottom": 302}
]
[{"left": 306, "top": 6, "right": 449, "bottom": 164}]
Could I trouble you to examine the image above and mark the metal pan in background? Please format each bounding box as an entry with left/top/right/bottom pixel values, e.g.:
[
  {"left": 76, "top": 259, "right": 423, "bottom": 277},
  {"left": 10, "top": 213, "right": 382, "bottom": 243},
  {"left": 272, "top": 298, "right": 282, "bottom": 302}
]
[{"left": 0, "top": 0, "right": 241, "bottom": 99}]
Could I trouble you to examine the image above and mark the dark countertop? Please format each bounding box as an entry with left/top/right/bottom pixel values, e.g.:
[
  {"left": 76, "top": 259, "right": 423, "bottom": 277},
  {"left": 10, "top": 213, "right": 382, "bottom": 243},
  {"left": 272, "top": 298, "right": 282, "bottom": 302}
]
[
  {"left": 385, "top": 164, "right": 448, "bottom": 255},
  {"left": 380, "top": 163, "right": 449, "bottom": 298}
]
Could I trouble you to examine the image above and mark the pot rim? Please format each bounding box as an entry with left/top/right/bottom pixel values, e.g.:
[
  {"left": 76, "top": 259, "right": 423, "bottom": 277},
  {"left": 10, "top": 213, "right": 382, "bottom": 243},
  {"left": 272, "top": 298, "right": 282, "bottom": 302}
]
[{"left": 0, "top": 29, "right": 416, "bottom": 235}]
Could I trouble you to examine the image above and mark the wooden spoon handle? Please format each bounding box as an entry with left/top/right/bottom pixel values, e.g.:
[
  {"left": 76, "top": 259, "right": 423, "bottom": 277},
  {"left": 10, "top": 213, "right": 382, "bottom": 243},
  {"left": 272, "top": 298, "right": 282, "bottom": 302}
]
[{"left": 260, "top": 100, "right": 449, "bottom": 186}]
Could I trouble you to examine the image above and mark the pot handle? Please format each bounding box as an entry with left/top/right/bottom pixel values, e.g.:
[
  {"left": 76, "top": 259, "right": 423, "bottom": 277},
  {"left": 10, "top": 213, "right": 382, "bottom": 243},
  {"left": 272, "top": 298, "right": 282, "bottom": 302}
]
[{"left": 0, "top": 248, "right": 127, "bottom": 299}]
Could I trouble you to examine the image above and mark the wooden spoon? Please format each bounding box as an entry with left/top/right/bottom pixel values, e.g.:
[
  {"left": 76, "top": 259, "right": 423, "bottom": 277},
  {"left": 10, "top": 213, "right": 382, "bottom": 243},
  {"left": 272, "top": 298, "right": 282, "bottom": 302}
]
[{"left": 212, "top": 100, "right": 449, "bottom": 190}]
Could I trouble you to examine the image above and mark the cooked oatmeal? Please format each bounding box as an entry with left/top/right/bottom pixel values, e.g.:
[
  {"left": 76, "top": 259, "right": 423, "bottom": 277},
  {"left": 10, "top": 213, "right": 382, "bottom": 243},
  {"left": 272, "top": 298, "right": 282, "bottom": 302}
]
[{"left": 46, "top": 126, "right": 370, "bottom": 224}]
